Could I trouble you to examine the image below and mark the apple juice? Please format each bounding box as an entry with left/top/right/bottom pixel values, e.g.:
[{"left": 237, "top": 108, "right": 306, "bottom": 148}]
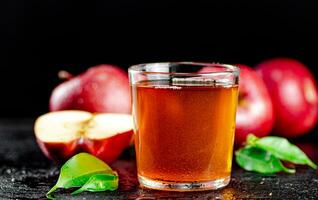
[{"left": 132, "top": 80, "right": 238, "bottom": 183}]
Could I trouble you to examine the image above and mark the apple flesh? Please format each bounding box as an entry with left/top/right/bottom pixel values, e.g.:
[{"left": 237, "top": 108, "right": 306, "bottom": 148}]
[
  {"left": 49, "top": 64, "right": 131, "bottom": 114},
  {"left": 256, "top": 58, "right": 318, "bottom": 137},
  {"left": 34, "top": 110, "right": 133, "bottom": 163},
  {"left": 83, "top": 114, "right": 134, "bottom": 163}
]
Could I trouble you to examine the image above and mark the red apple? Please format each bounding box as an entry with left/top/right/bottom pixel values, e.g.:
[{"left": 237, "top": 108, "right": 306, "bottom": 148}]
[
  {"left": 199, "top": 65, "right": 274, "bottom": 145},
  {"left": 235, "top": 64, "right": 275, "bottom": 145},
  {"left": 296, "top": 142, "right": 318, "bottom": 161},
  {"left": 34, "top": 110, "right": 134, "bottom": 163},
  {"left": 256, "top": 58, "right": 318, "bottom": 137},
  {"left": 50, "top": 64, "right": 131, "bottom": 114}
]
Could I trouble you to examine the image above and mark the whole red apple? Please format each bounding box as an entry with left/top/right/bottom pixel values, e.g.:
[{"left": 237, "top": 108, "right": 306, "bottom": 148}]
[
  {"left": 235, "top": 64, "right": 275, "bottom": 145},
  {"left": 256, "top": 58, "right": 318, "bottom": 137},
  {"left": 34, "top": 111, "right": 134, "bottom": 163},
  {"left": 50, "top": 64, "right": 131, "bottom": 114},
  {"left": 199, "top": 65, "right": 274, "bottom": 145}
]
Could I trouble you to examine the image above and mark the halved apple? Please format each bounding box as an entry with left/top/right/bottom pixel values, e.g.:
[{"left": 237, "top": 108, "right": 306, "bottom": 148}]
[{"left": 34, "top": 110, "right": 133, "bottom": 163}]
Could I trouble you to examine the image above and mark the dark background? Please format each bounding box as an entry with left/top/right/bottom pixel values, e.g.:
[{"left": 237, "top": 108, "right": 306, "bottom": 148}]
[{"left": 1, "top": 0, "right": 318, "bottom": 117}]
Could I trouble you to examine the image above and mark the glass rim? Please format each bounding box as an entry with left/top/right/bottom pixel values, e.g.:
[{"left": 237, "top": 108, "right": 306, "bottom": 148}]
[{"left": 128, "top": 62, "right": 240, "bottom": 76}]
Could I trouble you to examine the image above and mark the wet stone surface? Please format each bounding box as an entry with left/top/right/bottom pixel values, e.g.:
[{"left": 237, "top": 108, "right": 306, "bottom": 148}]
[{"left": 1, "top": 119, "right": 318, "bottom": 199}]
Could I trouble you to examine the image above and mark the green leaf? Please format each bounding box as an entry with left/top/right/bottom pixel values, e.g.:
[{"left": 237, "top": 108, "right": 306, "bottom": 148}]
[
  {"left": 71, "top": 173, "right": 118, "bottom": 195},
  {"left": 46, "top": 153, "right": 114, "bottom": 198},
  {"left": 235, "top": 146, "right": 295, "bottom": 174},
  {"left": 247, "top": 134, "right": 317, "bottom": 169}
]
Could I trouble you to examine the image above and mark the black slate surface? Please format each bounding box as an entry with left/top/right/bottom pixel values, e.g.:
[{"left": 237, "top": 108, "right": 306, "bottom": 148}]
[{"left": 0, "top": 119, "right": 318, "bottom": 199}]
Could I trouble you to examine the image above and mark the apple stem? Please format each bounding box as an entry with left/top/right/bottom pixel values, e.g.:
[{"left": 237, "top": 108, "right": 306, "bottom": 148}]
[{"left": 58, "top": 70, "right": 73, "bottom": 80}]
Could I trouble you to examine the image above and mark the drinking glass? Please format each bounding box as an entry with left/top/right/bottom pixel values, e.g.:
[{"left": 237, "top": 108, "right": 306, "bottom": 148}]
[{"left": 129, "top": 62, "right": 239, "bottom": 191}]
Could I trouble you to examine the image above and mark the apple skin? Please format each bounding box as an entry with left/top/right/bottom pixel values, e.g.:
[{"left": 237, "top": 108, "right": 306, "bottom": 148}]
[
  {"left": 83, "top": 130, "right": 134, "bottom": 163},
  {"left": 296, "top": 142, "right": 318, "bottom": 161},
  {"left": 34, "top": 111, "right": 134, "bottom": 164},
  {"left": 256, "top": 58, "right": 318, "bottom": 137},
  {"left": 235, "top": 64, "right": 275, "bottom": 145},
  {"left": 36, "top": 139, "right": 78, "bottom": 162},
  {"left": 50, "top": 64, "right": 131, "bottom": 114},
  {"left": 49, "top": 77, "right": 82, "bottom": 111},
  {"left": 36, "top": 131, "right": 133, "bottom": 164}
]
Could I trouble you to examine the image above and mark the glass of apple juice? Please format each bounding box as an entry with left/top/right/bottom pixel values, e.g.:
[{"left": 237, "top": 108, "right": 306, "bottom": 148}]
[{"left": 128, "top": 62, "right": 239, "bottom": 191}]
